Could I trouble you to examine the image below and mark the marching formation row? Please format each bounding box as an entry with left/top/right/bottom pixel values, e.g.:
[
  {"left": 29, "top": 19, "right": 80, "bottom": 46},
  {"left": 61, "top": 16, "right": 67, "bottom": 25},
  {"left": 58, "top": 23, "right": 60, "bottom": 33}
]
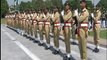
[{"left": 5, "top": 1, "right": 102, "bottom": 60}]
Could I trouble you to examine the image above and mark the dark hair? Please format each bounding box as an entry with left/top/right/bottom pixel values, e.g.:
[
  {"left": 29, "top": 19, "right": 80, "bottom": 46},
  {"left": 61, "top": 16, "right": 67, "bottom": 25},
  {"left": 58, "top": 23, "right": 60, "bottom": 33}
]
[{"left": 80, "top": 1, "right": 86, "bottom": 3}]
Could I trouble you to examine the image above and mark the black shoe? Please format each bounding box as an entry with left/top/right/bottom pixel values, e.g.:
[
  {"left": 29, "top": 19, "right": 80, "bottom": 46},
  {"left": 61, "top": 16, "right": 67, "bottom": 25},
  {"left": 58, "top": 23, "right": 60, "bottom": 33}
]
[
  {"left": 65, "top": 55, "right": 71, "bottom": 60},
  {"left": 52, "top": 50, "right": 60, "bottom": 54},
  {"left": 45, "top": 46, "right": 50, "bottom": 50},
  {"left": 93, "top": 48, "right": 99, "bottom": 53},
  {"left": 33, "top": 40, "right": 38, "bottom": 43},
  {"left": 38, "top": 43, "right": 43, "bottom": 46},
  {"left": 72, "top": 41, "right": 77, "bottom": 45}
]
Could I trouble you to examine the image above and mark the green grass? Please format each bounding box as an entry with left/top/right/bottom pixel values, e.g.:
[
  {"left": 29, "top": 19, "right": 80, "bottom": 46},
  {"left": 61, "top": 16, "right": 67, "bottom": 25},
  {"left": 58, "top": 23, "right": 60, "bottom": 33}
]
[
  {"left": 89, "top": 30, "right": 107, "bottom": 40},
  {"left": 1, "top": 18, "right": 7, "bottom": 24}
]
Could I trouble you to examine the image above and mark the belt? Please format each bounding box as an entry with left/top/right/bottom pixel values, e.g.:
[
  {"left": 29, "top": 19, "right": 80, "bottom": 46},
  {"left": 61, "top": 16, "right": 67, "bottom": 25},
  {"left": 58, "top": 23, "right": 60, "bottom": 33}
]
[
  {"left": 39, "top": 22, "right": 43, "bottom": 25},
  {"left": 95, "top": 21, "right": 100, "bottom": 24},
  {"left": 64, "top": 22, "right": 72, "bottom": 27},
  {"left": 54, "top": 22, "right": 60, "bottom": 27},
  {"left": 80, "top": 22, "right": 88, "bottom": 28},
  {"left": 45, "top": 22, "right": 50, "bottom": 25},
  {"left": 33, "top": 21, "right": 36, "bottom": 23}
]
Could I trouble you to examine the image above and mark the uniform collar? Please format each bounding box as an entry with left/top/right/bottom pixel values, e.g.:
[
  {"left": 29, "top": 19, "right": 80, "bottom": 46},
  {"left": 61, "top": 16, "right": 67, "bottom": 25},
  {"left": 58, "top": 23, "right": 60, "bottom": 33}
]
[
  {"left": 67, "top": 10, "right": 71, "bottom": 13},
  {"left": 82, "top": 8, "right": 87, "bottom": 12},
  {"left": 96, "top": 10, "right": 100, "bottom": 12}
]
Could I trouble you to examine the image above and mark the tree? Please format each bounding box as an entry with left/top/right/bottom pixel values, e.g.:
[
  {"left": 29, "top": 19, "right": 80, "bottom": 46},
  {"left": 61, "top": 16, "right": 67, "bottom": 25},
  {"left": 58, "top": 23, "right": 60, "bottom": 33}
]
[
  {"left": 97, "top": 0, "right": 107, "bottom": 13},
  {"left": 1, "top": 0, "right": 9, "bottom": 18},
  {"left": 19, "top": 1, "right": 32, "bottom": 11},
  {"left": 18, "top": 0, "right": 63, "bottom": 12}
]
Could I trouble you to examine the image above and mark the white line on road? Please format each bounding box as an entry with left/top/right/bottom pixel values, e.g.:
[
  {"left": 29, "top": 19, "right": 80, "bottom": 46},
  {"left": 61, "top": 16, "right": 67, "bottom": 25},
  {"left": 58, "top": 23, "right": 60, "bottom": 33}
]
[
  {"left": 4, "top": 32, "right": 16, "bottom": 41},
  {"left": 2, "top": 28, "right": 41, "bottom": 60},
  {"left": 14, "top": 41, "right": 40, "bottom": 60},
  {"left": 1, "top": 26, "right": 106, "bottom": 60}
]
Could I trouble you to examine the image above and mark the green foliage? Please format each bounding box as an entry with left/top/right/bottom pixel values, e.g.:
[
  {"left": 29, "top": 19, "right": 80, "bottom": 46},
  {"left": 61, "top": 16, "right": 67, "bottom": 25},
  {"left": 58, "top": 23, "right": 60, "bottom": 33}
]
[
  {"left": 19, "top": 0, "right": 63, "bottom": 11},
  {"left": 1, "top": 0, "right": 9, "bottom": 18},
  {"left": 69, "top": 0, "right": 93, "bottom": 12},
  {"left": 89, "top": 30, "right": 107, "bottom": 39},
  {"left": 97, "top": 0, "right": 107, "bottom": 13},
  {"left": 19, "top": 1, "right": 33, "bottom": 11}
]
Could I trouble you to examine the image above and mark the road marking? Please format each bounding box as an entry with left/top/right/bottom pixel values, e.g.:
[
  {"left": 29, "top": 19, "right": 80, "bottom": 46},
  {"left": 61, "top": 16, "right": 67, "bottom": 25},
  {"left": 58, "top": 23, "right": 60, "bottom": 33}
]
[
  {"left": 1, "top": 25, "right": 105, "bottom": 60},
  {"left": 14, "top": 41, "right": 40, "bottom": 60},
  {"left": 2, "top": 25, "right": 107, "bottom": 51},
  {"left": 2, "top": 28, "right": 41, "bottom": 60},
  {"left": 4, "top": 32, "right": 16, "bottom": 41}
]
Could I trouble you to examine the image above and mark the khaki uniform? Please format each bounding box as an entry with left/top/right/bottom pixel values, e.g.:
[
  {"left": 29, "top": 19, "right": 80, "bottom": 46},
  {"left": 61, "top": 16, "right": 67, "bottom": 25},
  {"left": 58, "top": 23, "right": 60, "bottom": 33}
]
[
  {"left": 43, "top": 12, "right": 51, "bottom": 46},
  {"left": 32, "top": 13, "right": 38, "bottom": 38},
  {"left": 18, "top": 14, "right": 22, "bottom": 31},
  {"left": 93, "top": 10, "right": 101, "bottom": 47},
  {"left": 15, "top": 14, "right": 19, "bottom": 29},
  {"left": 6, "top": 15, "right": 9, "bottom": 26},
  {"left": 23, "top": 13, "right": 26, "bottom": 34},
  {"left": 52, "top": 12, "right": 60, "bottom": 50},
  {"left": 63, "top": 10, "right": 73, "bottom": 54},
  {"left": 77, "top": 8, "right": 89, "bottom": 60},
  {"left": 21, "top": 14, "right": 25, "bottom": 31},
  {"left": 27, "top": 14, "right": 31, "bottom": 35},
  {"left": 25, "top": 15, "right": 28, "bottom": 35},
  {"left": 38, "top": 13, "right": 44, "bottom": 42},
  {"left": 20, "top": 14, "right": 23, "bottom": 31},
  {"left": 30, "top": 14, "right": 34, "bottom": 36}
]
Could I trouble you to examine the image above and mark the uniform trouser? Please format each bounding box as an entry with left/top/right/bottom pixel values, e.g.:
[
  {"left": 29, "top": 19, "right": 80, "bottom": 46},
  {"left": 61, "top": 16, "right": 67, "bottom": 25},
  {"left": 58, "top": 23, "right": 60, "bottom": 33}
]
[
  {"left": 14, "top": 20, "right": 16, "bottom": 28},
  {"left": 23, "top": 21, "right": 26, "bottom": 32},
  {"left": 16, "top": 21, "right": 18, "bottom": 29},
  {"left": 39, "top": 25, "right": 44, "bottom": 40},
  {"left": 29, "top": 22, "right": 33, "bottom": 36},
  {"left": 6, "top": 19, "right": 9, "bottom": 26},
  {"left": 21, "top": 21, "right": 24, "bottom": 31},
  {"left": 10, "top": 20, "right": 12, "bottom": 27},
  {"left": 78, "top": 28, "right": 88, "bottom": 60},
  {"left": 13, "top": 20, "right": 15, "bottom": 28},
  {"left": 20, "top": 21, "right": 22, "bottom": 30},
  {"left": 33, "top": 23, "right": 38, "bottom": 38},
  {"left": 22, "top": 21, "right": 24, "bottom": 30},
  {"left": 64, "top": 27, "right": 71, "bottom": 53},
  {"left": 93, "top": 24, "right": 100, "bottom": 46},
  {"left": 27, "top": 22, "right": 30, "bottom": 35},
  {"left": 18, "top": 21, "right": 21, "bottom": 30},
  {"left": 25, "top": 22, "right": 27, "bottom": 34},
  {"left": 9, "top": 20, "right": 11, "bottom": 27},
  {"left": 72, "top": 25, "right": 76, "bottom": 40},
  {"left": 11, "top": 20, "right": 13, "bottom": 27},
  {"left": 44, "top": 25, "right": 50, "bottom": 44},
  {"left": 54, "top": 27, "right": 60, "bottom": 48}
]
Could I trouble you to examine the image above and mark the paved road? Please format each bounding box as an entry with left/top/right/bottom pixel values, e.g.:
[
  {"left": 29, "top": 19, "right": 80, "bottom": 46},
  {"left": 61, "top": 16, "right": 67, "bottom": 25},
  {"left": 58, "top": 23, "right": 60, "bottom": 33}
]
[{"left": 1, "top": 25, "right": 107, "bottom": 60}]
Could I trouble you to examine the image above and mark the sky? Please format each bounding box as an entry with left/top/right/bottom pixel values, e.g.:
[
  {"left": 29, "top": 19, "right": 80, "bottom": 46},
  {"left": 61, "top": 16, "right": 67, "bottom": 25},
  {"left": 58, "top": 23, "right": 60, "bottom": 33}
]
[{"left": 7, "top": 0, "right": 100, "bottom": 6}]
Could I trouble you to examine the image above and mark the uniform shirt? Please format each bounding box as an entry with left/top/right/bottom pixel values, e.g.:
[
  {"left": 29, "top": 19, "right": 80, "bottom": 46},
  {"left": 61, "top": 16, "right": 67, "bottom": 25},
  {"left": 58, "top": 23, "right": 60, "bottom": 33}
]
[
  {"left": 43, "top": 12, "right": 50, "bottom": 22},
  {"left": 52, "top": 12, "right": 60, "bottom": 22},
  {"left": 94, "top": 10, "right": 101, "bottom": 22},
  {"left": 63, "top": 10, "right": 72, "bottom": 22},
  {"left": 37, "top": 13, "right": 43, "bottom": 22},
  {"left": 79, "top": 8, "right": 89, "bottom": 23},
  {"left": 27, "top": 14, "right": 31, "bottom": 20},
  {"left": 32, "top": 13, "right": 37, "bottom": 20}
]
